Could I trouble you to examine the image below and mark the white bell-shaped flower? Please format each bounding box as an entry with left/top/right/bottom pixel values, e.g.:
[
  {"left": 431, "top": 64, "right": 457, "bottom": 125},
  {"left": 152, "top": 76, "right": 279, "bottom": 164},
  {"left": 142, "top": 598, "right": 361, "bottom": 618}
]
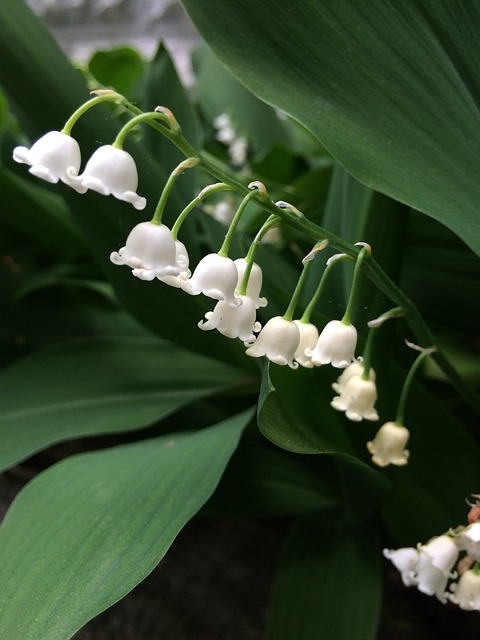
[
  {"left": 71, "top": 144, "right": 146, "bottom": 209},
  {"left": 415, "top": 535, "right": 459, "bottom": 602},
  {"left": 383, "top": 547, "right": 419, "bottom": 587},
  {"left": 13, "top": 131, "right": 82, "bottom": 186},
  {"left": 306, "top": 320, "right": 357, "bottom": 368},
  {"left": 331, "top": 375, "right": 379, "bottom": 421},
  {"left": 384, "top": 535, "right": 458, "bottom": 603},
  {"left": 182, "top": 253, "right": 241, "bottom": 307},
  {"left": 366, "top": 422, "right": 410, "bottom": 467},
  {"left": 456, "top": 523, "right": 480, "bottom": 561},
  {"left": 234, "top": 258, "right": 268, "bottom": 308},
  {"left": 332, "top": 361, "right": 375, "bottom": 394},
  {"left": 245, "top": 316, "right": 300, "bottom": 368},
  {"left": 198, "top": 295, "right": 261, "bottom": 343},
  {"left": 448, "top": 569, "right": 480, "bottom": 610},
  {"left": 293, "top": 320, "right": 319, "bottom": 368},
  {"left": 110, "top": 221, "right": 179, "bottom": 281},
  {"left": 158, "top": 240, "right": 191, "bottom": 288}
]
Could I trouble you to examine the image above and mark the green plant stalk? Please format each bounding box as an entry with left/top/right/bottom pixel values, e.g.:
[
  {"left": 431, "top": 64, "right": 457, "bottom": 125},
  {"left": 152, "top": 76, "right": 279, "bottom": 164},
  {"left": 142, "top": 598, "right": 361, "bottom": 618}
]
[
  {"left": 283, "top": 258, "right": 314, "bottom": 322},
  {"left": 217, "top": 187, "right": 261, "bottom": 258},
  {"left": 342, "top": 246, "right": 369, "bottom": 325},
  {"left": 121, "top": 100, "right": 480, "bottom": 413},
  {"left": 300, "top": 254, "right": 350, "bottom": 324},
  {"left": 171, "top": 182, "right": 234, "bottom": 239},
  {"left": 62, "top": 91, "right": 126, "bottom": 135},
  {"left": 151, "top": 157, "right": 198, "bottom": 225},
  {"left": 237, "top": 215, "right": 279, "bottom": 296},
  {"left": 395, "top": 350, "right": 432, "bottom": 425}
]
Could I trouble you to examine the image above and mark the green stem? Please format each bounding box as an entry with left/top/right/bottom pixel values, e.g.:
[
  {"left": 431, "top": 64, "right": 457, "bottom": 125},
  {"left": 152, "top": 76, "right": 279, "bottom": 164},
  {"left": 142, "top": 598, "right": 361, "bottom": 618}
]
[
  {"left": 238, "top": 215, "right": 279, "bottom": 296},
  {"left": 151, "top": 157, "right": 198, "bottom": 225},
  {"left": 113, "top": 111, "right": 172, "bottom": 149},
  {"left": 395, "top": 349, "right": 432, "bottom": 425},
  {"left": 300, "top": 253, "right": 351, "bottom": 324},
  {"left": 171, "top": 182, "right": 234, "bottom": 239},
  {"left": 62, "top": 91, "right": 125, "bottom": 135},
  {"left": 218, "top": 186, "right": 264, "bottom": 258},
  {"left": 283, "top": 258, "right": 315, "bottom": 322},
  {"left": 342, "top": 246, "right": 370, "bottom": 325},
  {"left": 361, "top": 326, "right": 377, "bottom": 380}
]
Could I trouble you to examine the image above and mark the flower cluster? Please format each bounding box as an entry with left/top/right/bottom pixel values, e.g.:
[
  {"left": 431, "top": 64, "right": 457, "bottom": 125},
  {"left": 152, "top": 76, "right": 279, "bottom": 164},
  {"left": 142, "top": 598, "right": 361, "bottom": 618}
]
[
  {"left": 13, "top": 102, "right": 432, "bottom": 475},
  {"left": 384, "top": 504, "right": 480, "bottom": 610},
  {"left": 14, "top": 132, "right": 146, "bottom": 210}
]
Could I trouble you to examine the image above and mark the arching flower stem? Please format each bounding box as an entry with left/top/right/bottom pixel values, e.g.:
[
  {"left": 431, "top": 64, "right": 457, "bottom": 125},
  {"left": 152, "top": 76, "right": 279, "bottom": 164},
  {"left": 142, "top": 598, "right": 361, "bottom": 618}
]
[
  {"left": 299, "top": 252, "right": 350, "bottom": 325},
  {"left": 113, "top": 111, "right": 176, "bottom": 149},
  {"left": 217, "top": 182, "right": 268, "bottom": 258},
  {"left": 150, "top": 157, "right": 199, "bottom": 225},
  {"left": 61, "top": 90, "right": 125, "bottom": 135},
  {"left": 171, "top": 182, "right": 234, "bottom": 239},
  {"left": 342, "top": 244, "right": 371, "bottom": 326},
  {"left": 282, "top": 240, "right": 326, "bottom": 322},
  {"left": 237, "top": 214, "right": 279, "bottom": 296},
  {"left": 395, "top": 344, "right": 436, "bottom": 425}
]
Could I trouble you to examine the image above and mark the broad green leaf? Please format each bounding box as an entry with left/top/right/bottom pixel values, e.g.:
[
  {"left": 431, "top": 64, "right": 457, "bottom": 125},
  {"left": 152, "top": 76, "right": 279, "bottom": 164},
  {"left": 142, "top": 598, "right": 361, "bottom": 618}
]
[
  {"left": 0, "top": 410, "right": 252, "bottom": 640},
  {"left": 257, "top": 359, "right": 353, "bottom": 454},
  {"left": 87, "top": 46, "right": 147, "bottom": 97},
  {"left": 266, "top": 513, "right": 382, "bottom": 640},
  {"left": 180, "top": 0, "right": 480, "bottom": 256},
  {"left": 0, "top": 336, "right": 248, "bottom": 471},
  {"left": 194, "top": 43, "right": 290, "bottom": 153}
]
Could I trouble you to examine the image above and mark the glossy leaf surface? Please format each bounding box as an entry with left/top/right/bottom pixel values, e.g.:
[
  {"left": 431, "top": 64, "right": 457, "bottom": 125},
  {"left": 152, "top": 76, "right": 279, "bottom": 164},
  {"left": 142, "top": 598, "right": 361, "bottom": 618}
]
[{"left": 180, "top": 0, "right": 480, "bottom": 256}]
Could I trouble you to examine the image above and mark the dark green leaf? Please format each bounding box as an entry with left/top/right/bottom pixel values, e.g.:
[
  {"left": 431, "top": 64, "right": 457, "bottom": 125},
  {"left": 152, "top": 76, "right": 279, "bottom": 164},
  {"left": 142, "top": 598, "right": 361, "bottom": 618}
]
[
  {"left": 180, "top": 0, "right": 480, "bottom": 256},
  {"left": 0, "top": 336, "right": 248, "bottom": 471},
  {"left": 87, "top": 46, "right": 147, "bottom": 97},
  {"left": 266, "top": 513, "right": 382, "bottom": 640}
]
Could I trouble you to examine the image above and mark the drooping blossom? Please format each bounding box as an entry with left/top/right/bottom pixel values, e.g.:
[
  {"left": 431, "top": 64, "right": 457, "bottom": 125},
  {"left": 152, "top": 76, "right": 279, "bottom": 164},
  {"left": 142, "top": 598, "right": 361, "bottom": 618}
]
[
  {"left": 158, "top": 240, "right": 191, "bottom": 288},
  {"left": 331, "top": 375, "right": 379, "bottom": 421},
  {"left": 456, "top": 523, "right": 480, "bottom": 562},
  {"left": 306, "top": 320, "right": 357, "bottom": 368},
  {"left": 182, "top": 253, "right": 241, "bottom": 307},
  {"left": 245, "top": 316, "right": 300, "bottom": 368},
  {"left": 198, "top": 295, "right": 260, "bottom": 343},
  {"left": 293, "top": 320, "right": 319, "bottom": 368},
  {"left": 366, "top": 422, "right": 410, "bottom": 467},
  {"left": 234, "top": 258, "right": 267, "bottom": 308},
  {"left": 69, "top": 144, "right": 146, "bottom": 209},
  {"left": 331, "top": 361, "right": 375, "bottom": 395},
  {"left": 110, "top": 221, "right": 179, "bottom": 281},
  {"left": 448, "top": 569, "right": 480, "bottom": 610},
  {"left": 13, "top": 130, "right": 82, "bottom": 186},
  {"left": 384, "top": 535, "right": 459, "bottom": 603}
]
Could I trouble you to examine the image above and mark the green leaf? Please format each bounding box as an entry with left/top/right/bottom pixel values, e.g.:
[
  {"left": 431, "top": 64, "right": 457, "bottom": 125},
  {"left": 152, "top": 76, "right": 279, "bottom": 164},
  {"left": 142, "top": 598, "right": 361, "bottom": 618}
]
[
  {"left": 0, "top": 410, "right": 251, "bottom": 640},
  {"left": 0, "top": 336, "right": 248, "bottom": 471},
  {"left": 257, "top": 358, "right": 353, "bottom": 454},
  {"left": 266, "top": 513, "right": 382, "bottom": 640},
  {"left": 87, "top": 46, "right": 147, "bottom": 97},
  {"left": 180, "top": 0, "right": 480, "bottom": 256}
]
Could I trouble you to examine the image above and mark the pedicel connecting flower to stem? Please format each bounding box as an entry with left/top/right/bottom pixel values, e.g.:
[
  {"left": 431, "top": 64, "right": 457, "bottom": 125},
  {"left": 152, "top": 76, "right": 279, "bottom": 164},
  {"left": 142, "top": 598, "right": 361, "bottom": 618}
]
[
  {"left": 183, "top": 183, "right": 267, "bottom": 307},
  {"left": 306, "top": 244, "right": 370, "bottom": 368},
  {"left": 366, "top": 340, "right": 436, "bottom": 467}
]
